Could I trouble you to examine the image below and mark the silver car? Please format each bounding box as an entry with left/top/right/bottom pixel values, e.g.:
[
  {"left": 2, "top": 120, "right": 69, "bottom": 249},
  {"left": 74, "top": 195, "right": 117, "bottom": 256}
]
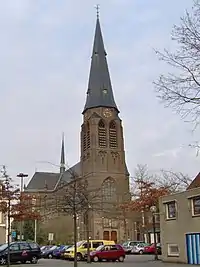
[
  {"left": 131, "top": 243, "right": 149, "bottom": 254},
  {"left": 122, "top": 241, "right": 146, "bottom": 254}
]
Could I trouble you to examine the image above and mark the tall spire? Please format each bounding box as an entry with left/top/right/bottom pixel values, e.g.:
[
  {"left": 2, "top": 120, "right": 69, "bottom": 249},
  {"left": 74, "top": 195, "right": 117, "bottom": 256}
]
[
  {"left": 60, "top": 133, "right": 65, "bottom": 173},
  {"left": 83, "top": 14, "right": 119, "bottom": 114}
]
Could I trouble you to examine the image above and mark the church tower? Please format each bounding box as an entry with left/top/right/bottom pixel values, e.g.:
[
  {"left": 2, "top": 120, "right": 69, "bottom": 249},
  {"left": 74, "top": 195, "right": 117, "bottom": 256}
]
[{"left": 80, "top": 14, "right": 130, "bottom": 242}]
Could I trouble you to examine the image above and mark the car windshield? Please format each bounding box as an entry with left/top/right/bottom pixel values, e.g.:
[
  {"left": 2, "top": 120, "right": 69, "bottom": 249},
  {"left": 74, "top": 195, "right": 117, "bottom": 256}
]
[
  {"left": 96, "top": 245, "right": 104, "bottom": 251},
  {"left": 122, "top": 242, "right": 128, "bottom": 246},
  {"left": 77, "top": 241, "right": 85, "bottom": 248},
  {"left": 0, "top": 244, "right": 8, "bottom": 251}
]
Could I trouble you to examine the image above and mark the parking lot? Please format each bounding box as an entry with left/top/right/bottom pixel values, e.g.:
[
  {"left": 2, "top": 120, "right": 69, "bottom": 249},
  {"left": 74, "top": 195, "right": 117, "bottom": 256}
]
[{"left": 14, "top": 255, "right": 191, "bottom": 267}]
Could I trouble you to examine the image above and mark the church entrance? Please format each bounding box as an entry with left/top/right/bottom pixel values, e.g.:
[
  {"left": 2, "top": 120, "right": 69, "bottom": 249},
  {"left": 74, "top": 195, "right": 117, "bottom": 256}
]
[
  {"left": 103, "top": 231, "right": 109, "bottom": 240},
  {"left": 111, "top": 231, "right": 117, "bottom": 243}
]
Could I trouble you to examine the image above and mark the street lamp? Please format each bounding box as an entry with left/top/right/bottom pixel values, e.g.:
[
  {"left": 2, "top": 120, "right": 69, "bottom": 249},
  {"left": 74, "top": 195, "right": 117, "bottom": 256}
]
[
  {"left": 150, "top": 206, "right": 158, "bottom": 260},
  {"left": 17, "top": 173, "right": 28, "bottom": 241},
  {"left": 85, "top": 205, "right": 92, "bottom": 264}
]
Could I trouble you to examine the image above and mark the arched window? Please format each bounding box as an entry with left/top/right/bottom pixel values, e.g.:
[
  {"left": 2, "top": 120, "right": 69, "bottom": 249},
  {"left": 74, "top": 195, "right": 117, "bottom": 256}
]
[
  {"left": 82, "top": 125, "right": 87, "bottom": 151},
  {"left": 98, "top": 120, "right": 107, "bottom": 148},
  {"left": 109, "top": 121, "right": 117, "bottom": 148},
  {"left": 102, "top": 178, "right": 116, "bottom": 202},
  {"left": 86, "top": 122, "right": 90, "bottom": 149}
]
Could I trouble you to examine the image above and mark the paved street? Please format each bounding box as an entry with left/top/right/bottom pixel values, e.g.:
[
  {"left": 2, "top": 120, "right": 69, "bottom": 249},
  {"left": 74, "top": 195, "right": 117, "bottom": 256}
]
[{"left": 14, "top": 255, "right": 191, "bottom": 266}]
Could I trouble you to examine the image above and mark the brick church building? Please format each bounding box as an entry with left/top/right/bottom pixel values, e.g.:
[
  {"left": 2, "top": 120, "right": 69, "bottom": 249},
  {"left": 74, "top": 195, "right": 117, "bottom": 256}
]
[{"left": 25, "top": 15, "right": 132, "bottom": 243}]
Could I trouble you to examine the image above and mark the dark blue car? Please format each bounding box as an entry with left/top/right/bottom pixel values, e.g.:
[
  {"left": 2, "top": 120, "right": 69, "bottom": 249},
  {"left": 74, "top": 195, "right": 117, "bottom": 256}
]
[
  {"left": 41, "top": 245, "right": 57, "bottom": 259},
  {"left": 52, "top": 245, "right": 67, "bottom": 259}
]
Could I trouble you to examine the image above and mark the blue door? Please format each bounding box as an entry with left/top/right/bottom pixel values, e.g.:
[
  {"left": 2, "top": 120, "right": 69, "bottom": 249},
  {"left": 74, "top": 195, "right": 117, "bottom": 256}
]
[{"left": 186, "top": 233, "right": 200, "bottom": 264}]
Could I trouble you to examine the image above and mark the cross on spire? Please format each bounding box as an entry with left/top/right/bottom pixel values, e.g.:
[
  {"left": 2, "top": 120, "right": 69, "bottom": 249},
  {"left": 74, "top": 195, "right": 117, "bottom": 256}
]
[{"left": 95, "top": 4, "right": 100, "bottom": 18}]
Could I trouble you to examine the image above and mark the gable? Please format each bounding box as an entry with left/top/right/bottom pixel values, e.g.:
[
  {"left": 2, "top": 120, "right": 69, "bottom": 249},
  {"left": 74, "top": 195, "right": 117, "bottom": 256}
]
[{"left": 187, "top": 172, "right": 200, "bottom": 190}]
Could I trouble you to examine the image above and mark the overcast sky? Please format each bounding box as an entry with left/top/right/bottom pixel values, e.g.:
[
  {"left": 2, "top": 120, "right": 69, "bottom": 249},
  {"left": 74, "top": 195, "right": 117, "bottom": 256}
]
[{"left": 0, "top": 0, "right": 199, "bottom": 184}]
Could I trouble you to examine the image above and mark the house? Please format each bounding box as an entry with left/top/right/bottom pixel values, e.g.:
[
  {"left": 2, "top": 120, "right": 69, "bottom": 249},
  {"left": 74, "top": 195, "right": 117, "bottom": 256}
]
[{"left": 159, "top": 174, "right": 200, "bottom": 264}]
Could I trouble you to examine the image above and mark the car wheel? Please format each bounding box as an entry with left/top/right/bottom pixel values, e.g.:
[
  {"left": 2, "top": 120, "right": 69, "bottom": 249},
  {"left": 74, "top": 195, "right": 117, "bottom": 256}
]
[
  {"left": 0, "top": 257, "right": 6, "bottom": 265},
  {"left": 139, "top": 250, "right": 143, "bottom": 255},
  {"left": 21, "top": 260, "right": 26, "bottom": 264},
  {"left": 31, "top": 256, "right": 38, "bottom": 264},
  {"left": 76, "top": 253, "right": 82, "bottom": 261},
  {"left": 118, "top": 256, "right": 125, "bottom": 262},
  {"left": 93, "top": 256, "right": 99, "bottom": 262},
  {"left": 48, "top": 253, "right": 53, "bottom": 259}
]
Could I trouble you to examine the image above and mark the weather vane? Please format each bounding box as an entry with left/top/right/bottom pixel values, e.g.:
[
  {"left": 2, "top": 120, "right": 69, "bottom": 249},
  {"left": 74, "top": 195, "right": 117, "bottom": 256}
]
[{"left": 95, "top": 4, "right": 100, "bottom": 18}]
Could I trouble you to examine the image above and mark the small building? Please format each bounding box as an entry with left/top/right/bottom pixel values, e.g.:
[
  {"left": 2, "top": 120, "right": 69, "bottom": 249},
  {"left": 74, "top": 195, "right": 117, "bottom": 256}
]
[{"left": 159, "top": 173, "right": 200, "bottom": 264}]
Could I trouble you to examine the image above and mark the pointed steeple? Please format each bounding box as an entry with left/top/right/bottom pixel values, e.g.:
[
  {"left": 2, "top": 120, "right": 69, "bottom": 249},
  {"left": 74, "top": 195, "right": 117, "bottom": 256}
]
[
  {"left": 60, "top": 133, "right": 65, "bottom": 173},
  {"left": 83, "top": 16, "right": 119, "bottom": 114}
]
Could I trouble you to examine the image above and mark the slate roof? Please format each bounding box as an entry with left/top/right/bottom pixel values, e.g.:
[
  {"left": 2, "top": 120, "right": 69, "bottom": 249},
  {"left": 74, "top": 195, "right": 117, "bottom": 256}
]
[
  {"left": 25, "top": 162, "right": 81, "bottom": 192},
  {"left": 83, "top": 18, "right": 119, "bottom": 114},
  {"left": 187, "top": 172, "right": 200, "bottom": 190},
  {"left": 25, "top": 172, "right": 61, "bottom": 192},
  {"left": 59, "top": 162, "right": 81, "bottom": 184}
]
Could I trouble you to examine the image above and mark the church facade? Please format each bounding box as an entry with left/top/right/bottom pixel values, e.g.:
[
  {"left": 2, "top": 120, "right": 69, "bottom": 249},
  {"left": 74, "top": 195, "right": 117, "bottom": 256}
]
[{"left": 25, "top": 16, "right": 132, "bottom": 243}]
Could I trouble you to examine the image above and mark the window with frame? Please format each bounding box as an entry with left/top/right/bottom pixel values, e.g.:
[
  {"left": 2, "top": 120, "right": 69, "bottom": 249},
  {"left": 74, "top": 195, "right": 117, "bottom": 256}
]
[
  {"left": 110, "top": 245, "right": 117, "bottom": 251},
  {"left": 167, "top": 244, "right": 179, "bottom": 257},
  {"left": 109, "top": 121, "right": 117, "bottom": 148},
  {"left": 111, "top": 219, "right": 118, "bottom": 228},
  {"left": 102, "top": 178, "right": 116, "bottom": 201},
  {"left": 148, "top": 214, "right": 160, "bottom": 223},
  {"left": 98, "top": 120, "right": 107, "bottom": 148},
  {"left": 10, "top": 244, "right": 19, "bottom": 251},
  {"left": 19, "top": 243, "right": 30, "bottom": 251},
  {"left": 103, "top": 218, "right": 110, "bottom": 227},
  {"left": 29, "top": 243, "right": 39, "bottom": 249},
  {"left": 166, "top": 201, "right": 176, "bottom": 219},
  {"left": 82, "top": 242, "right": 91, "bottom": 248},
  {"left": 192, "top": 196, "right": 200, "bottom": 216}
]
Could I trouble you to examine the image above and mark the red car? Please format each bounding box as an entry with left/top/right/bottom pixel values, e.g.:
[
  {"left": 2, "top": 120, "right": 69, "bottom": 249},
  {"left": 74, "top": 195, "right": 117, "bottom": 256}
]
[
  {"left": 143, "top": 243, "right": 161, "bottom": 255},
  {"left": 88, "top": 244, "right": 125, "bottom": 262}
]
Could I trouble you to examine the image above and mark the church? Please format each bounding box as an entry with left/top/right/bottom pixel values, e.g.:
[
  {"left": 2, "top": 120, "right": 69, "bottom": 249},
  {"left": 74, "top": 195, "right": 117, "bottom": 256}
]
[{"left": 25, "top": 14, "right": 132, "bottom": 243}]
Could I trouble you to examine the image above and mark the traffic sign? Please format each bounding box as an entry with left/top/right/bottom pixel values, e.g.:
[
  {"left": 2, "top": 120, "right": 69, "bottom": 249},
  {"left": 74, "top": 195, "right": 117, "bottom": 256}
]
[{"left": 48, "top": 233, "right": 54, "bottom": 241}]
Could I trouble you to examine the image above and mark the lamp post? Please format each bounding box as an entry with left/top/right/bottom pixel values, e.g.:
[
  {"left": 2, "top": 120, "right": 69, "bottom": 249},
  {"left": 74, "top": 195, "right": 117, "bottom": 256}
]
[
  {"left": 150, "top": 206, "right": 158, "bottom": 261},
  {"left": 17, "top": 173, "right": 28, "bottom": 241},
  {"left": 85, "top": 205, "right": 92, "bottom": 264}
]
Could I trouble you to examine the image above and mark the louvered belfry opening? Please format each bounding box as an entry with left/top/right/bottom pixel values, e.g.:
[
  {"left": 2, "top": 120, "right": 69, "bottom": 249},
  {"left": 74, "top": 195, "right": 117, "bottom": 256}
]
[
  {"left": 83, "top": 125, "right": 87, "bottom": 152},
  {"left": 98, "top": 120, "right": 107, "bottom": 148},
  {"left": 86, "top": 122, "right": 91, "bottom": 149},
  {"left": 109, "top": 121, "right": 117, "bottom": 148}
]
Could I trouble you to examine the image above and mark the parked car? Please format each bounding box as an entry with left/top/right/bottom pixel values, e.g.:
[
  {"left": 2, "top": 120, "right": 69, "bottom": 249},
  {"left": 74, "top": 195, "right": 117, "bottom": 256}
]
[
  {"left": 64, "top": 240, "right": 115, "bottom": 261},
  {"left": 41, "top": 245, "right": 57, "bottom": 258},
  {"left": 85, "top": 244, "right": 125, "bottom": 262},
  {"left": 60, "top": 245, "right": 70, "bottom": 259},
  {"left": 0, "top": 241, "right": 41, "bottom": 265},
  {"left": 53, "top": 245, "right": 70, "bottom": 259},
  {"left": 122, "top": 241, "right": 146, "bottom": 254},
  {"left": 143, "top": 243, "right": 162, "bottom": 255},
  {"left": 131, "top": 243, "right": 150, "bottom": 254},
  {"left": 40, "top": 245, "right": 52, "bottom": 253}
]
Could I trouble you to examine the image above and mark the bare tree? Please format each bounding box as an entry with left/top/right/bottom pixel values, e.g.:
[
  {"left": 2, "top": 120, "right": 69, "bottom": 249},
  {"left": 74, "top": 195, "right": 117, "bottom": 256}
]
[
  {"left": 154, "top": 1, "right": 200, "bottom": 127},
  {"left": 158, "top": 170, "right": 192, "bottom": 192},
  {"left": 40, "top": 166, "right": 101, "bottom": 266}
]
